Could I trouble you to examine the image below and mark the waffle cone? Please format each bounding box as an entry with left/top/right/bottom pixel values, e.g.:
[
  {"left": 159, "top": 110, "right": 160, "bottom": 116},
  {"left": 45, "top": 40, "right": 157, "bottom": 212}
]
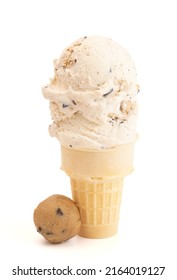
[{"left": 61, "top": 143, "right": 135, "bottom": 238}]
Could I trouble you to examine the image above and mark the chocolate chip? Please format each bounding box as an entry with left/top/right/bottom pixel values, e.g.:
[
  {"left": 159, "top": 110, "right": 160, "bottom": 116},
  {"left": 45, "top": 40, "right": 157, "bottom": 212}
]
[
  {"left": 46, "top": 232, "right": 53, "bottom": 235},
  {"left": 72, "top": 100, "right": 76, "bottom": 105},
  {"left": 103, "top": 88, "right": 113, "bottom": 97},
  {"left": 56, "top": 208, "right": 64, "bottom": 216},
  {"left": 37, "top": 227, "right": 42, "bottom": 232},
  {"left": 69, "top": 144, "right": 72, "bottom": 148},
  {"left": 62, "top": 104, "right": 69, "bottom": 108}
]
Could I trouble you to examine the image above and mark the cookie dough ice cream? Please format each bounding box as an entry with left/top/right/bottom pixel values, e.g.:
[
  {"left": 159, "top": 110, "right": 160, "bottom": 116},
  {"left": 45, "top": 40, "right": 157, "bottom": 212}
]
[
  {"left": 42, "top": 36, "right": 139, "bottom": 238},
  {"left": 42, "top": 36, "right": 138, "bottom": 149}
]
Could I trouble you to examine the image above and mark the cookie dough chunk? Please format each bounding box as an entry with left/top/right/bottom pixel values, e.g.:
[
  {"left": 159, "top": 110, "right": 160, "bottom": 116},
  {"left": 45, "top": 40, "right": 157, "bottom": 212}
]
[{"left": 34, "top": 194, "right": 81, "bottom": 244}]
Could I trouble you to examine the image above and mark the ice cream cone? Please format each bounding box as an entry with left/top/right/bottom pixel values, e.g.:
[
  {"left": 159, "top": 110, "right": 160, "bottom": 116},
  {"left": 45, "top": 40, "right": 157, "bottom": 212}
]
[
  {"left": 61, "top": 142, "right": 135, "bottom": 238},
  {"left": 70, "top": 176, "right": 123, "bottom": 238},
  {"left": 42, "top": 36, "right": 139, "bottom": 239}
]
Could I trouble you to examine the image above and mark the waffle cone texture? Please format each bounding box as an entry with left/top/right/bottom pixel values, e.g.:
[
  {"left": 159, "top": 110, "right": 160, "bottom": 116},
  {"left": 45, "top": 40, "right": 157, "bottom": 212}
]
[{"left": 61, "top": 143, "right": 135, "bottom": 238}]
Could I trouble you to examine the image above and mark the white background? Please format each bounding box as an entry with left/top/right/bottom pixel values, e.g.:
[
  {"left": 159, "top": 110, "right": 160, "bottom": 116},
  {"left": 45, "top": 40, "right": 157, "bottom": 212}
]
[{"left": 0, "top": 0, "right": 176, "bottom": 279}]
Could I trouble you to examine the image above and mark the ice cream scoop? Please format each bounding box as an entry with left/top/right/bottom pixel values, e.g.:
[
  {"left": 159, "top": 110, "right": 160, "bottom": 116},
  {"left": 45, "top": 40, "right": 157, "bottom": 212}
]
[{"left": 42, "top": 36, "right": 138, "bottom": 149}]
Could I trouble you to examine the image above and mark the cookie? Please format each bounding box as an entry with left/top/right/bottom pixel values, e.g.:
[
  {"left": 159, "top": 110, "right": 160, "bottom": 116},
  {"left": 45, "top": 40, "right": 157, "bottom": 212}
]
[{"left": 33, "top": 194, "right": 81, "bottom": 244}]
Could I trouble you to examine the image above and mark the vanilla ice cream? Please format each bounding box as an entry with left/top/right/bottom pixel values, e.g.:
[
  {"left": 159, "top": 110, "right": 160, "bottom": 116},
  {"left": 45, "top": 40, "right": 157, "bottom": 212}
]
[{"left": 42, "top": 36, "right": 139, "bottom": 149}]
